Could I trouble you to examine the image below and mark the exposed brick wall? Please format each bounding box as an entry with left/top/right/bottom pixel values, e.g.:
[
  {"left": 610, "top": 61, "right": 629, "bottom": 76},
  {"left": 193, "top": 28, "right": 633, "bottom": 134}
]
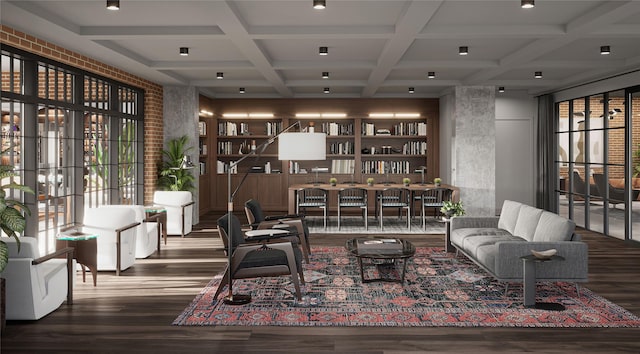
[
  {"left": 1, "top": 25, "right": 163, "bottom": 204},
  {"left": 558, "top": 96, "right": 640, "bottom": 181}
]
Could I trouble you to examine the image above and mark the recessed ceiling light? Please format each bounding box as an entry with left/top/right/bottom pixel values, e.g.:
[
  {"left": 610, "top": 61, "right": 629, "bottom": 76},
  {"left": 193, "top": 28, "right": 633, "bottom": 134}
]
[
  {"left": 239, "top": 88, "right": 245, "bottom": 94},
  {"left": 216, "top": 72, "right": 223, "bottom": 79},
  {"left": 323, "top": 87, "right": 330, "bottom": 94},
  {"left": 534, "top": 71, "right": 543, "bottom": 79},
  {"left": 179, "top": 47, "right": 189, "bottom": 56},
  {"left": 427, "top": 72, "right": 435, "bottom": 79},
  {"left": 313, "top": 0, "right": 326, "bottom": 9},
  {"left": 408, "top": 87, "right": 415, "bottom": 94},
  {"left": 322, "top": 72, "right": 329, "bottom": 79},
  {"left": 521, "top": 0, "right": 535, "bottom": 9},
  {"left": 459, "top": 46, "right": 468, "bottom": 55},
  {"left": 600, "top": 45, "right": 611, "bottom": 55},
  {"left": 106, "top": 0, "right": 120, "bottom": 10},
  {"left": 498, "top": 86, "right": 505, "bottom": 93},
  {"left": 319, "top": 46, "right": 328, "bottom": 55}
]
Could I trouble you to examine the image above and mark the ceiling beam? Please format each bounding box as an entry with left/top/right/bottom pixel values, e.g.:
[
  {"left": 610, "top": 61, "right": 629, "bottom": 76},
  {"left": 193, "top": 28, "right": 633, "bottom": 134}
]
[
  {"left": 361, "top": 0, "right": 444, "bottom": 97},
  {"left": 464, "top": 0, "right": 640, "bottom": 86},
  {"left": 212, "top": 1, "right": 292, "bottom": 97}
]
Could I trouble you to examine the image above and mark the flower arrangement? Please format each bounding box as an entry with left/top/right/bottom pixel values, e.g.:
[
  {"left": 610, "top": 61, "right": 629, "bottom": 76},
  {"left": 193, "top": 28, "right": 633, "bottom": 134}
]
[
  {"left": 329, "top": 177, "right": 337, "bottom": 186},
  {"left": 440, "top": 200, "right": 465, "bottom": 218},
  {"left": 402, "top": 177, "right": 411, "bottom": 186},
  {"left": 366, "top": 177, "right": 374, "bottom": 186},
  {"left": 433, "top": 177, "right": 442, "bottom": 186}
]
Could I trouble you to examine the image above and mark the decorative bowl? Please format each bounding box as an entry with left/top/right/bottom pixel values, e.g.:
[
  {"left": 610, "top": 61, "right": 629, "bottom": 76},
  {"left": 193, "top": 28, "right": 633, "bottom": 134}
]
[{"left": 531, "top": 249, "right": 557, "bottom": 259}]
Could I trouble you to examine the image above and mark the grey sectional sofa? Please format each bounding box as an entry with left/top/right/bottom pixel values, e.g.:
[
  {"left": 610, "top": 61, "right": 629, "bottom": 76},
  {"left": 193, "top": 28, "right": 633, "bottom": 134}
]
[{"left": 450, "top": 200, "right": 588, "bottom": 284}]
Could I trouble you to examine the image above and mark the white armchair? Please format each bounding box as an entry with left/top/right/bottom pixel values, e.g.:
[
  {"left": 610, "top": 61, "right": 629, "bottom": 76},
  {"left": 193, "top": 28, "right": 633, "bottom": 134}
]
[
  {"left": 1, "top": 237, "right": 74, "bottom": 320},
  {"left": 82, "top": 207, "right": 139, "bottom": 275},
  {"left": 153, "top": 191, "right": 194, "bottom": 237},
  {"left": 101, "top": 205, "right": 160, "bottom": 259}
]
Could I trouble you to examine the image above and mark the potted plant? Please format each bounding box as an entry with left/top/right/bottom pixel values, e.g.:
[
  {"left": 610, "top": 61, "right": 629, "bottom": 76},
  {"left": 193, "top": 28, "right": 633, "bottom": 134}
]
[
  {"left": 329, "top": 177, "right": 337, "bottom": 186},
  {"left": 158, "top": 136, "right": 195, "bottom": 191},
  {"left": 0, "top": 161, "right": 34, "bottom": 329},
  {"left": 403, "top": 177, "right": 411, "bottom": 186},
  {"left": 434, "top": 177, "right": 442, "bottom": 187},
  {"left": 440, "top": 200, "right": 465, "bottom": 218},
  {"left": 366, "top": 177, "right": 374, "bottom": 186}
]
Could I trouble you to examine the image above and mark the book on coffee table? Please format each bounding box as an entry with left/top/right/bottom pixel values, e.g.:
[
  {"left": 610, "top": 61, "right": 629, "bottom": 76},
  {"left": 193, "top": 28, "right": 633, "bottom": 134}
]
[{"left": 356, "top": 238, "right": 402, "bottom": 253}]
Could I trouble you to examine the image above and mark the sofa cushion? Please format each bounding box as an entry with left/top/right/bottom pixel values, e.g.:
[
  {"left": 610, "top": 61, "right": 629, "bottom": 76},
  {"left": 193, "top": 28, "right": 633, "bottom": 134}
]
[
  {"left": 450, "top": 228, "right": 514, "bottom": 253},
  {"left": 497, "top": 200, "right": 522, "bottom": 235},
  {"left": 462, "top": 233, "right": 524, "bottom": 258},
  {"left": 512, "top": 204, "right": 543, "bottom": 241},
  {"left": 533, "top": 211, "right": 576, "bottom": 242}
]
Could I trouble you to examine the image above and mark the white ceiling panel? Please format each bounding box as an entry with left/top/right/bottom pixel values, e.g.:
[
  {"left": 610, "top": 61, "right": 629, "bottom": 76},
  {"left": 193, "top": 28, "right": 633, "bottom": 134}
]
[{"left": 1, "top": 0, "right": 639, "bottom": 97}]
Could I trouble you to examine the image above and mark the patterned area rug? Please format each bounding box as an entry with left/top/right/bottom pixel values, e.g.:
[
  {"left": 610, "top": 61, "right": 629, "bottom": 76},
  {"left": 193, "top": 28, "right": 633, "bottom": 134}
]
[
  {"left": 306, "top": 216, "right": 445, "bottom": 234},
  {"left": 173, "top": 247, "right": 640, "bottom": 328}
]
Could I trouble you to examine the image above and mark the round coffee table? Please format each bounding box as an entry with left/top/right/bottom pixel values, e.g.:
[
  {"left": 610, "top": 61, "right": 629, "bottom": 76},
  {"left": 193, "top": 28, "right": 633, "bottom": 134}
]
[{"left": 345, "top": 237, "right": 416, "bottom": 284}]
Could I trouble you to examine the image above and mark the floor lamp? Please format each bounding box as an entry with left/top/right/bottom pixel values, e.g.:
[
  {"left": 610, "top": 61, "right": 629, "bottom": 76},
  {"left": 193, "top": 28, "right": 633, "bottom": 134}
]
[{"left": 224, "top": 122, "right": 326, "bottom": 305}]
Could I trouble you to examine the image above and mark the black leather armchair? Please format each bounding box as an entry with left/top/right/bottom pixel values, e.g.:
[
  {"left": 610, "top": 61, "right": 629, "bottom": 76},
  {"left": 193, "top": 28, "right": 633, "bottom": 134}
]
[{"left": 215, "top": 213, "right": 305, "bottom": 301}]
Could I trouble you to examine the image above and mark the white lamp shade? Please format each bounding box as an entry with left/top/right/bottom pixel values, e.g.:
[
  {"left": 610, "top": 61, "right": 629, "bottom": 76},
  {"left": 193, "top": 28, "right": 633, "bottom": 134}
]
[{"left": 278, "top": 132, "right": 326, "bottom": 161}]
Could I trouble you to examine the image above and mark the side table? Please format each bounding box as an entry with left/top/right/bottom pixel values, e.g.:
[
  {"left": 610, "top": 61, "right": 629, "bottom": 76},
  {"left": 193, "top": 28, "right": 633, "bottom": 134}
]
[
  {"left": 145, "top": 205, "right": 167, "bottom": 247},
  {"left": 442, "top": 217, "right": 455, "bottom": 253},
  {"left": 521, "top": 254, "right": 565, "bottom": 311},
  {"left": 57, "top": 230, "right": 99, "bottom": 286}
]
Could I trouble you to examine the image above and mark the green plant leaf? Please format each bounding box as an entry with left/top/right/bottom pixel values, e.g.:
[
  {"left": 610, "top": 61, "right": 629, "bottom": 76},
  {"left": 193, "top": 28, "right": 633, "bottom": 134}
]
[
  {"left": 1, "top": 207, "right": 27, "bottom": 233},
  {"left": 0, "top": 241, "right": 7, "bottom": 273}
]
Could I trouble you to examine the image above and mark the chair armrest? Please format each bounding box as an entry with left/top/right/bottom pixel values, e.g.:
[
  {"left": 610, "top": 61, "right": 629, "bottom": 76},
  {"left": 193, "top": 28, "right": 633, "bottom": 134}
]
[
  {"left": 231, "top": 241, "right": 297, "bottom": 275},
  {"left": 33, "top": 247, "right": 75, "bottom": 305},
  {"left": 264, "top": 213, "right": 304, "bottom": 221},
  {"left": 450, "top": 216, "right": 499, "bottom": 231},
  {"left": 495, "top": 241, "right": 588, "bottom": 281},
  {"left": 181, "top": 201, "right": 195, "bottom": 209},
  {"left": 116, "top": 222, "right": 141, "bottom": 233},
  {"left": 114, "top": 222, "right": 140, "bottom": 276},
  {"left": 32, "top": 247, "right": 74, "bottom": 265}
]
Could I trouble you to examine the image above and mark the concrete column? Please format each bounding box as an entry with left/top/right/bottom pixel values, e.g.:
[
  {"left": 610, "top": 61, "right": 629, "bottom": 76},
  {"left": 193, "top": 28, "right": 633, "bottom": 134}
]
[
  {"left": 442, "top": 86, "right": 496, "bottom": 216},
  {"left": 163, "top": 86, "right": 199, "bottom": 225}
]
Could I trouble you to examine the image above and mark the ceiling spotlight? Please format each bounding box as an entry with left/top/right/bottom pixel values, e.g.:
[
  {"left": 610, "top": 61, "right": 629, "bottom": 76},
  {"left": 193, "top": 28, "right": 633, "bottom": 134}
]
[
  {"left": 322, "top": 72, "right": 329, "bottom": 79},
  {"left": 600, "top": 45, "right": 611, "bottom": 55},
  {"left": 408, "top": 87, "right": 415, "bottom": 94},
  {"left": 179, "top": 47, "right": 189, "bottom": 56},
  {"left": 239, "top": 88, "right": 245, "bottom": 94},
  {"left": 459, "top": 46, "right": 468, "bottom": 56},
  {"left": 323, "top": 87, "right": 330, "bottom": 94},
  {"left": 319, "top": 46, "right": 328, "bottom": 55},
  {"left": 313, "top": 0, "right": 326, "bottom": 9},
  {"left": 498, "top": 86, "right": 505, "bottom": 93},
  {"left": 216, "top": 72, "right": 224, "bottom": 79},
  {"left": 427, "top": 71, "right": 435, "bottom": 79},
  {"left": 534, "top": 71, "right": 543, "bottom": 79},
  {"left": 106, "top": 0, "right": 120, "bottom": 10},
  {"left": 521, "top": 0, "right": 535, "bottom": 9}
]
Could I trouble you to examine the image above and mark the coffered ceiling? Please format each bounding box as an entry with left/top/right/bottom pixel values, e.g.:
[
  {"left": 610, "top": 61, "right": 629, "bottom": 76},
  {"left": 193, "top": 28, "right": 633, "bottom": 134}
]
[{"left": 2, "top": 0, "right": 640, "bottom": 98}]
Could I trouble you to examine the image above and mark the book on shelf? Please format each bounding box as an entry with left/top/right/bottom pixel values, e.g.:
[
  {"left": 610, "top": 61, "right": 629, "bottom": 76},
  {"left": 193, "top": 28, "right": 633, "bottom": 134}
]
[
  {"left": 198, "top": 121, "right": 207, "bottom": 136},
  {"left": 331, "top": 159, "right": 355, "bottom": 174}
]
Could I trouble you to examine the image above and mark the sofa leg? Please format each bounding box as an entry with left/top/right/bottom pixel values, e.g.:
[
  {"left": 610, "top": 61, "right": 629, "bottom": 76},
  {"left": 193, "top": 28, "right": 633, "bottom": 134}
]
[
  {"left": 504, "top": 283, "right": 509, "bottom": 296},
  {"left": 575, "top": 283, "right": 580, "bottom": 298}
]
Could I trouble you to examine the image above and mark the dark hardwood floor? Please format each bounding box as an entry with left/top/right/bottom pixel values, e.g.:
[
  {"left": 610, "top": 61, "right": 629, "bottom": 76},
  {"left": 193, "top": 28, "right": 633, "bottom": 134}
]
[{"left": 2, "top": 212, "right": 640, "bottom": 353}]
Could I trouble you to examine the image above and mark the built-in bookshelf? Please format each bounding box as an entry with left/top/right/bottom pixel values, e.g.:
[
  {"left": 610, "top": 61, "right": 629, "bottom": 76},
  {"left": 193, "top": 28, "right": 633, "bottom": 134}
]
[
  {"left": 199, "top": 97, "right": 439, "bottom": 212},
  {"left": 215, "top": 119, "right": 283, "bottom": 175}
]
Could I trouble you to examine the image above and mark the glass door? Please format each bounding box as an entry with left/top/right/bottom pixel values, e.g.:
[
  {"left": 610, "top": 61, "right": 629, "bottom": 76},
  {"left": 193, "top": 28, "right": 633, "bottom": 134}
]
[{"left": 630, "top": 88, "right": 640, "bottom": 242}]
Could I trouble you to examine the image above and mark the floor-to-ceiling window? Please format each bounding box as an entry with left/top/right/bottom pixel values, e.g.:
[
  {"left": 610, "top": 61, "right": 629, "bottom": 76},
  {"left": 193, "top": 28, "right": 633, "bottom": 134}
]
[
  {"left": 556, "top": 87, "right": 639, "bottom": 242},
  {"left": 1, "top": 45, "right": 144, "bottom": 253}
]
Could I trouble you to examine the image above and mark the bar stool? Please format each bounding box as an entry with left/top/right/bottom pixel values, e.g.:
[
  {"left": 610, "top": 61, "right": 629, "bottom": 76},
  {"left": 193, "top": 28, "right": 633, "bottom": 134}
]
[
  {"left": 377, "top": 187, "right": 411, "bottom": 230},
  {"left": 296, "top": 187, "right": 328, "bottom": 229},
  {"left": 337, "top": 187, "right": 368, "bottom": 230}
]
